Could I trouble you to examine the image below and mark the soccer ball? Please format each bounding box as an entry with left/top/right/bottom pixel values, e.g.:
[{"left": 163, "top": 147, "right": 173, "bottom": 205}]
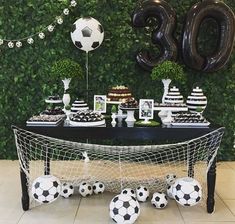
[
  {"left": 79, "top": 182, "right": 93, "bottom": 197},
  {"left": 109, "top": 194, "right": 140, "bottom": 224},
  {"left": 71, "top": 17, "right": 104, "bottom": 53},
  {"left": 93, "top": 181, "right": 105, "bottom": 194},
  {"left": 151, "top": 192, "right": 168, "bottom": 209},
  {"left": 31, "top": 175, "right": 61, "bottom": 204},
  {"left": 121, "top": 188, "right": 136, "bottom": 198},
  {"left": 60, "top": 183, "right": 74, "bottom": 198},
  {"left": 172, "top": 177, "right": 202, "bottom": 207},
  {"left": 166, "top": 173, "right": 177, "bottom": 185},
  {"left": 166, "top": 185, "right": 174, "bottom": 199},
  {"left": 136, "top": 186, "right": 149, "bottom": 202}
]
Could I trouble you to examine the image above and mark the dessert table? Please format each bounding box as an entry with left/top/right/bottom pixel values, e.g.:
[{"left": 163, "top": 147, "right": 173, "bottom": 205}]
[{"left": 12, "top": 123, "right": 224, "bottom": 213}]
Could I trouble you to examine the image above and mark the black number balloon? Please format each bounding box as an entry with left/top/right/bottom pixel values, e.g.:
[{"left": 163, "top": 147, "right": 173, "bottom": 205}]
[
  {"left": 182, "top": 0, "right": 235, "bottom": 72},
  {"left": 132, "top": 0, "right": 178, "bottom": 71}
]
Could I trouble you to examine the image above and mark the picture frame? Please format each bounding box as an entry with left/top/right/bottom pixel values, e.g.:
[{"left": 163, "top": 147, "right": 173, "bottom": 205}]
[
  {"left": 139, "top": 99, "right": 154, "bottom": 121},
  {"left": 94, "top": 95, "right": 107, "bottom": 113}
]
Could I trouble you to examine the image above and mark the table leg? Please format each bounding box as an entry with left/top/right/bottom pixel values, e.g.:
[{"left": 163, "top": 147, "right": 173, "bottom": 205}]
[
  {"left": 207, "top": 156, "right": 216, "bottom": 213},
  {"left": 20, "top": 167, "right": 30, "bottom": 211}
]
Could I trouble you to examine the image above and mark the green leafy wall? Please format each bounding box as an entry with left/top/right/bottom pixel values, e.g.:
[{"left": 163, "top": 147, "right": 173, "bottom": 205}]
[{"left": 0, "top": 0, "right": 234, "bottom": 160}]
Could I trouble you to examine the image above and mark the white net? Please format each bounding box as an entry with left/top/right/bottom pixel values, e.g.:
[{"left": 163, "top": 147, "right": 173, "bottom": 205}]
[{"left": 13, "top": 127, "right": 224, "bottom": 207}]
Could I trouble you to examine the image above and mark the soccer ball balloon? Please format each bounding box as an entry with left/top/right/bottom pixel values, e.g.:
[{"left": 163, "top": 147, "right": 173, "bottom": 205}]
[
  {"left": 79, "top": 182, "right": 93, "bottom": 197},
  {"left": 121, "top": 188, "right": 136, "bottom": 198},
  {"left": 172, "top": 177, "right": 202, "bottom": 206},
  {"left": 60, "top": 183, "right": 74, "bottom": 198},
  {"left": 166, "top": 173, "right": 177, "bottom": 185},
  {"left": 93, "top": 181, "right": 105, "bottom": 194},
  {"left": 109, "top": 194, "right": 140, "bottom": 224},
  {"left": 31, "top": 175, "right": 61, "bottom": 204},
  {"left": 71, "top": 17, "right": 104, "bottom": 53},
  {"left": 151, "top": 192, "right": 168, "bottom": 209},
  {"left": 136, "top": 186, "right": 150, "bottom": 202}
]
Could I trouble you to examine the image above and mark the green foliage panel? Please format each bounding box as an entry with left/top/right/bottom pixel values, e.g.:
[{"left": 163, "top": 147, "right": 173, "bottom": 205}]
[{"left": 0, "top": 0, "right": 234, "bottom": 160}]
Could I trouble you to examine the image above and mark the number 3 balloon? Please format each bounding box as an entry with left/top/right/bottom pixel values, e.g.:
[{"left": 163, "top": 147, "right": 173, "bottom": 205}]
[
  {"left": 132, "top": 0, "right": 178, "bottom": 71},
  {"left": 182, "top": 0, "right": 235, "bottom": 72}
]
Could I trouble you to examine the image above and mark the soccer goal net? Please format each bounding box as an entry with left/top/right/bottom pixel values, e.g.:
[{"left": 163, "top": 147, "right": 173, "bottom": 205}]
[{"left": 13, "top": 126, "right": 224, "bottom": 205}]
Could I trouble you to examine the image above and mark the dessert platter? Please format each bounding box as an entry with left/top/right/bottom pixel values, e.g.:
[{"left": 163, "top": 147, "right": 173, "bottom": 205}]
[
  {"left": 119, "top": 97, "right": 139, "bottom": 110},
  {"left": 171, "top": 113, "right": 210, "bottom": 127},
  {"left": 107, "top": 85, "right": 132, "bottom": 104},
  {"left": 69, "top": 110, "right": 105, "bottom": 127},
  {"left": 41, "top": 107, "right": 65, "bottom": 117},
  {"left": 45, "top": 95, "right": 62, "bottom": 104},
  {"left": 71, "top": 99, "right": 89, "bottom": 113},
  {"left": 26, "top": 115, "right": 64, "bottom": 126}
]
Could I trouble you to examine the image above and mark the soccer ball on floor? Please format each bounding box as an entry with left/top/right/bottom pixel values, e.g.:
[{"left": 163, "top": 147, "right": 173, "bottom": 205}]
[
  {"left": 93, "top": 181, "right": 105, "bottom": 194},
  {"left": 109, "top": 194, "right": 140, "bottom": 224},
  {"left": 166, "top": 185, "right": 174, "bottom": 199},
  {"left": 121, "top": 188, "right": 136, "bottom": 198},
  {"left": 79, "top": 182, "right": 93, "bottom": 197},
  {"left": 151, "top": 192, "right": 168, "bottom": 209},
  {"left": 166, "top": 173, "right": 177, "bottom": 185},
  {"left": 31, "top": 175, "right": 61, "bottom": 204},
  {"left": 172, "top": 177, "right": 202, "bottom": 207},
  {"left": 60, "top": 183, "right": 74, "bottom": 198},
  {"left": 136, "top": 186, "right": 149, "bottom": 202},
  {"left": 70, "top": 17, "right": 104, "bottom": 53}
]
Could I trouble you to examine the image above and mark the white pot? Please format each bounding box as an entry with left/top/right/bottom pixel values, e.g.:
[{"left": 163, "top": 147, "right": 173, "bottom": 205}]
[
  {"left": 62, "top": 78, "right": 71, "bottom": 91},
  {"left": 63, "top": 93, "right": 71, "bottom": 108},
  {"left": 162, "top": 79, "right": 171, "bottom": 103}
]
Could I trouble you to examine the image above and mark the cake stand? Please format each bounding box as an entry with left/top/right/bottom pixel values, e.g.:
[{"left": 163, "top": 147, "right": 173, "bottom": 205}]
[
  {"left": 153, "top": 105, "right": 188, "bottom": 126},
  {"left": 120, "top": 107, "right": 138, "bottom": 127}
]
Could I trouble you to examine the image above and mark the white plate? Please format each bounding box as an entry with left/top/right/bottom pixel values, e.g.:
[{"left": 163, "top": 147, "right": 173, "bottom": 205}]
[
  {"left": 26, "top": 118, "right": 64, "bottom": 126},
  {"left": 69, "top": 119, "right": 105, "bottom": 127},
  {"left": 154, "top": 107, "right": 188, "bottom": 111},
  {"left": 106, "top": 101, "right": 122, "bottom": 105},
  {"left": 45, "top": 99, "right": 63, "bottom": 104},
  {"left": 171, "top": 122, "right": 210, "bottom": 127}
]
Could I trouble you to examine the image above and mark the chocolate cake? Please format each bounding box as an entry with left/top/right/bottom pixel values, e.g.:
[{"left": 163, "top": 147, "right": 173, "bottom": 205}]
[
  {"left": 107, "top": 85, "right": 132, "bottom": 102},
  {"left": 41, "top": 107, "right": 65, "bottom": 116},
  {"left": 120, "top": 97, "right": 138, "bottom": 108}
]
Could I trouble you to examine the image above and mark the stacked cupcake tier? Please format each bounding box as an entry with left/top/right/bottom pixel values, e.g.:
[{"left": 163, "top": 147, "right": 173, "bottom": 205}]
[
  {"left": 164, "top": 86, "right": 184, "bottom": 105},
  {"left": 71, "top": 100, "right": 89, "bottom": 113},
  {"left": 45, "top": 95, "right": 62, "bottom": 104}
]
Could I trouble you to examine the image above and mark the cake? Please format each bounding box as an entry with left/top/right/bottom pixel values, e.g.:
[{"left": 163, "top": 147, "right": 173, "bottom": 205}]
[
  {"left": 107, "top": 85, "right": 132, "bottom": 102},
  {"left": 186, "top": 87, "right": 207, "bottom": 113},
  {"left": 45, "top": 95, "right": 62, "bottom": 103},
  {"left": 120, "top": 97, "right": 138, "bottom": 108},
  {"left": 71, "top": 100, "right": 89, "bottom": 113},
  {"left": 69, "top": 110, "right": 105, "bottom": 126},
  {"left": 164, "top": 86, "right": 184, "bottom": 104}
]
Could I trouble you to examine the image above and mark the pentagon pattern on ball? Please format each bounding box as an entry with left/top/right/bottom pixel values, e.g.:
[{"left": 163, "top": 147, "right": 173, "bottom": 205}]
[
  {"left": 31, "top": 175, "right": 61, "bottom": 204},
  {"left": 136, "top": 186, "right": 150, "bottom": 202},
  {"left": 121, "top": 188, "right": 136, "bottom": 198},
  {"left": 166, "top": 185, "right": 174, "bottom": 199},
  {"left": 151, "top": 192, "right": 168, "bottom": 209},
  {"left": 93, "top": 181, "right": 105, "bottom": 194},
  {"left": 166, "top": 173, "right": 177, "bottom": 185},
  {"left": 91, "top": 41, "right": 100, "bottom": 49},
  {"left": 60, "top": 183, "right": 74, "bottom": 198},
  {"left": 82, "top": 26, "right": 92, "bottom": 37},
  {"left": 75, "top": 41, "right": 82, "bottom": 49},
  {"left": 79, "top": 182, "right": 93, "bottom": 197},
  {"left": 98, "top": 24, "right": 104, "bottom": 33},
  {"left": 109, "top": 194, "right": 140, "bottom": 224},
  {"left": 172, "top": 177, "right": 202, "bottom": 207}
]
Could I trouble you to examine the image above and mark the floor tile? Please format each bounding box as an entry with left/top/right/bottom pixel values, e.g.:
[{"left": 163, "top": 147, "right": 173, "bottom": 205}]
[
  {"left": 223, "top": 200, "right": 235, "bottom": 216},
  {"left": 216, "top": 182, "right": 235, "bottom": 200},
  {"left": 178, "top": 195, "right": 235, "bottom": 222}
]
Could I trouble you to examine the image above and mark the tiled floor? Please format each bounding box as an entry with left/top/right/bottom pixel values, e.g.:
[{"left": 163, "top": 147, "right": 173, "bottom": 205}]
[{"left": 1, "top": 160, "right": 235, "bottom": 224}]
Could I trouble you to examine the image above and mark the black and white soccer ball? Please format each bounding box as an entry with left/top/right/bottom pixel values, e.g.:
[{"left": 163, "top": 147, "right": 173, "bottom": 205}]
[
  {"left": 93, "top": 181, "right": 105, "bottom": 194},
  {"left": 151, "top": 192, "right": 168, "bottom": 209},
  {"left": 166, "top": 173, "right": 177, "bottom": 185},
  {"left": 60, "top": 183, "right": 74, "bottom": 198},
  {"left": 79, "top": 182, "right": 93, "bottom": 197},
  {"left": 172, "top": 177, "right": 202, "bottom": 207},
  {"left": 109, "top": 194, "right": 140, "bottom": 224},
  {"left": 31, "top": 175, "right": 61, "bottom": 204},
  {"left": 136, "top": 186, "right": 149, "bottom": 202},
  {"left": 166, "top": 185, "right": 174, "bottom": 199},
  {"left": 71, "top": 17, "right": 104, "bottom": 53},
  {"left": 121, "top": 188, "right": 136, "bottom": 198}
]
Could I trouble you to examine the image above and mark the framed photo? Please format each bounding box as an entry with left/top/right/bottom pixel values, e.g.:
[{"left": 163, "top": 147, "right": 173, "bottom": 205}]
[
  {"left": 94, "top": 95, "right": 107, "bottom": 113},
  {"left": 139, "top": 99, "right": 154, "bottom": 120}
]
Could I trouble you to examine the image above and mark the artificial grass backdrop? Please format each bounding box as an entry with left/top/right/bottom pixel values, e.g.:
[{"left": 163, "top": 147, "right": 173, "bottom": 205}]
[{"left": 0, "top": 0, "right": 234, "bottom": 159}]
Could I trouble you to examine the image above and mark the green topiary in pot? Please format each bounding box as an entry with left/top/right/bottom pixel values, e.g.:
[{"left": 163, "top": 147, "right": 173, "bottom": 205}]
[{"left": 151, "top": 60, "right": 185, "bottom": 103}]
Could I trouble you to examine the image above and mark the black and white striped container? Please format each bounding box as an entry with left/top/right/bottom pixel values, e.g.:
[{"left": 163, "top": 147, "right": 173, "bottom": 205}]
[
  {"left": 186, "top": 87, "right": 207, "bottom": 113},
  {"left": 164, "top": 86, "right": 184, "bottom": 105}
]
